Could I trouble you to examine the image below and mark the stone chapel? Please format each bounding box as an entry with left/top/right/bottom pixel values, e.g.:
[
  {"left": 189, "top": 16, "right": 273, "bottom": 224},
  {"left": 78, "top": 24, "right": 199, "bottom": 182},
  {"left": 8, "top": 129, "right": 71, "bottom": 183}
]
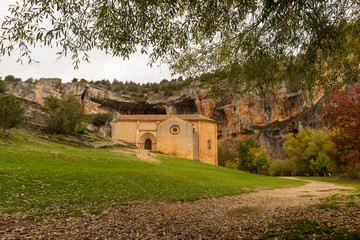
[{"left": 111, "top": 114, "right": 218, "bottom": 165}]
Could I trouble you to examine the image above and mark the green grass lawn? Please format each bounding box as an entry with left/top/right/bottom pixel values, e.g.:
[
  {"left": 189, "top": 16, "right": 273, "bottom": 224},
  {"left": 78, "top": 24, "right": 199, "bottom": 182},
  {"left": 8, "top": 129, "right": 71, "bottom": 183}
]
[
  {"left": 296, "top": 177, "right": 360, "bottom": 193},
  {"left": 0, "top": 129, "right": 304, "bottom": 216}
]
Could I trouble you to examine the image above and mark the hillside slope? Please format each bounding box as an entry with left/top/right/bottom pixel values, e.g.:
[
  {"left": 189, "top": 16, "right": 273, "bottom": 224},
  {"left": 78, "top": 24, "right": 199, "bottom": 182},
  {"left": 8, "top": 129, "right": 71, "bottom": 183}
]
[{"left": 0, "top": 129, "right": 303, "bottom": 216}]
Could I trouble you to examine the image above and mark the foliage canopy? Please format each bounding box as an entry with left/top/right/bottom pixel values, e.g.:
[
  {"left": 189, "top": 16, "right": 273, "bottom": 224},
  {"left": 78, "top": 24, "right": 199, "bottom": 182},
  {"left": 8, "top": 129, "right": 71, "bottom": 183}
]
[{"left": 1, "top": 0, "right": 359, "bottom": 95}]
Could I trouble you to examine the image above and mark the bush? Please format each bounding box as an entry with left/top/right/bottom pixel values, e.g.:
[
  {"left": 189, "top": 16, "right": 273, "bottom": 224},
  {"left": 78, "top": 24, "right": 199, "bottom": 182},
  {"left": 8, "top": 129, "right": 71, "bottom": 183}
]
[
  {"left": 91, "top": 114, "right": 112, "bottom": 126},
  {"left": 46, "top": 95, "right": 84, "bottom": 134},
  {"left": 44, "top": 96, "right": 61, "bottom": 111},
  {"left": 74, "top": 123, "right": 87, "bottom": 142},
  {"left": 164, "top": 89, "right": 174, "bottom": 96},
  {"left": 25, "top": 78, "right": 34, "bottom": 83},
  {"left": 269, "top": 159, "right": 292, "bottom": 176},
  {"left": 127, "top": 82, "right": 139, "bottom": 92},
  {"left": 0, "top": 79, "right": 7, "bottom": 94},
  {"left": 4, "top": 75, "right": 20, "bottom": 82}
]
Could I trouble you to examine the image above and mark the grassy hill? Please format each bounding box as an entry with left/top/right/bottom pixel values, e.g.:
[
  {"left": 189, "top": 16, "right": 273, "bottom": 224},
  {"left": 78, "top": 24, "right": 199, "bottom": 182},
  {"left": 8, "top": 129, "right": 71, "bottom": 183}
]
[{"left": 0, "top": 129, "right": 303, "bottom": 217}]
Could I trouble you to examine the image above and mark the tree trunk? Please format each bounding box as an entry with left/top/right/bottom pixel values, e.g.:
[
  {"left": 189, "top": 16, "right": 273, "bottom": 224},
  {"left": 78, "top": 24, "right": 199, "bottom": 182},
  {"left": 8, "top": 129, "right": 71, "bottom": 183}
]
[{"left": 2, "top": 127, "right": 5, "bottom": 138}]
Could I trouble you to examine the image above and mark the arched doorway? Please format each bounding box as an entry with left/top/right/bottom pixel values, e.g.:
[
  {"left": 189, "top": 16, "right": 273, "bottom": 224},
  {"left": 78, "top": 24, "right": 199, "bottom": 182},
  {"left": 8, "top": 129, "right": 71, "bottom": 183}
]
[{"left": 144, "top": 139, "right": 152, "bottom": 150}]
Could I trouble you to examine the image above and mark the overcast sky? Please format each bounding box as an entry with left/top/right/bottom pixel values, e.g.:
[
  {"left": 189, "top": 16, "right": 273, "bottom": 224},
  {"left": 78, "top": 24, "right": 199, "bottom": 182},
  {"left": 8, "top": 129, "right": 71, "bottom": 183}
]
[{"left": 0, "top": 0, "right": 174, "bottom": 84}]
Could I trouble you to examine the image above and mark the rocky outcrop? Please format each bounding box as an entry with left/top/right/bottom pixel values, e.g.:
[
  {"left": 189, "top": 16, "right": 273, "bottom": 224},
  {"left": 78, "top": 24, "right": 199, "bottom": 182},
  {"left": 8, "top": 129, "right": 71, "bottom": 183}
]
[{"left": 6, "top": 78, "right": 327, "bottom": 159}]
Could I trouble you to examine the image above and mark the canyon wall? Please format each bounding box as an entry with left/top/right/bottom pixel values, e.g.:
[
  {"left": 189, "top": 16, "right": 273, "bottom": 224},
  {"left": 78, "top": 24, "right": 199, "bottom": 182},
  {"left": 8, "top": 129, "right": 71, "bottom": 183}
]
[{"left": 6, "top": 78, "right": 327, "bottom": 159}]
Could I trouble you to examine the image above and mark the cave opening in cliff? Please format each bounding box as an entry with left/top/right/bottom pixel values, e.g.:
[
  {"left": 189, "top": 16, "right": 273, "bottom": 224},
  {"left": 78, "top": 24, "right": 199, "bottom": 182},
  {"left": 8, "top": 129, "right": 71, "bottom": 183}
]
[
  {"left": 91, "top": 98, "right": 167, "bottom": 115},
  {"left": 212, "top": 109, "right": 228, "bottom": 125},
  {"left": 267, "top": 129, "right": 281, "bottom": 137},
  {"left": 117, "top": 103, "right": 167, "bottom": 115},
  {"left": 175, "top": 99, "right": 198, "bottom": 114}
]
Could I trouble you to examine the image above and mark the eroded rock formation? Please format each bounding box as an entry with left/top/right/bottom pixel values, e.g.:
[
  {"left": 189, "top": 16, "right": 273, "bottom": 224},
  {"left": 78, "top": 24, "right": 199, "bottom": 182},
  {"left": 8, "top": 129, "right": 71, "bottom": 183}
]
[{"left": 6, "top": 78, "right": 327, "bottom": 159}]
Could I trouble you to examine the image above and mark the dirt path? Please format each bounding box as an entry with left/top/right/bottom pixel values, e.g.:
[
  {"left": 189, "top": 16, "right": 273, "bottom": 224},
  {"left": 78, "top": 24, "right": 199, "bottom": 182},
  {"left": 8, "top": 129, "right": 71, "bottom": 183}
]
[
  {"left": 0, "top": 179, "right": 357, "bottom": 239},
  {"left": 110, "top": 148, "right": 160, "bottom": 163}
]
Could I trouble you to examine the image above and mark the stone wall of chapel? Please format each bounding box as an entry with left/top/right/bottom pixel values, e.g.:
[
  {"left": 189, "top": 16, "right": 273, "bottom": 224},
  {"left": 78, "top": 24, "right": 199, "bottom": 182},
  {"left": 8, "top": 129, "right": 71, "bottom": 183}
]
[
  {"left": 111, "top": 121, "right": 137, "bottom": 143},
  {"left": 157, "top": 117, "right": 194, "bottom": 160},
  {"left": 189, "top": 120, "right": 217, "bottom": 165}
]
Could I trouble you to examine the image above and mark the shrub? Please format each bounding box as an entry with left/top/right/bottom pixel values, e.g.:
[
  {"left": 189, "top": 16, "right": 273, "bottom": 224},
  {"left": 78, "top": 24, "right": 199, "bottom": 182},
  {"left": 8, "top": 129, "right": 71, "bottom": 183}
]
[
  {"left": 46, "top": 95, "right": 84, "bottom": 134},
  {"left": 160, "top": 79, "right": 168, "bottom": 84},
  {"left": 74, "top": 123, "right": 87, "bottom": 142},
  {"left": 25, "top": 78, "right": 34, "bottom": 83},
  {"left": 164, "top": 89, "right": 174, "bottom": 96},
  {"left": 0, "top": 79, "right": 7, "bottom": 94},
  {"left": 142, "top": 88, "right": 149, "bottom": 93},
  {"left": 269, "top": 159, "right": 292, "bottom": 176},
  {"left": 91, "top": 114, "right": 112, "bottom": 126},
  {"left": 44, "top": 96, "right": 61, "bottom": 111},
  {"left": 127, "top": 82, "right": 139, "bottom": 92},
  {"left": 72, "top": 78, "right": 78, "bottom": 83},
  {"left": 4, "top": 75, "right": 20, "bottom": 82}
]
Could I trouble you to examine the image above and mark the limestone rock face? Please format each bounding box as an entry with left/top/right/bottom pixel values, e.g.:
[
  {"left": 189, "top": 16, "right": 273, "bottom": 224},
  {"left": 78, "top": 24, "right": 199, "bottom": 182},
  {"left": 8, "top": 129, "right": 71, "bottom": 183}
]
[{"left": 6, "top": 79, "right": 326, "bottom": 158}]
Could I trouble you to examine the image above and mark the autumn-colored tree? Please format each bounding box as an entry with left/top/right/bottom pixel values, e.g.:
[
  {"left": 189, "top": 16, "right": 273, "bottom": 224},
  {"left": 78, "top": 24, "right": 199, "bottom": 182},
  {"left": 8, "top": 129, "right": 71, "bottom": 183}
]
[
  {"left": 284, "top": 127, "right": 338, "bottom": 175},
  {"left": 322, "top": 84, "right": 360, "bottom": 167},
  {"left": 253, "top": 149, "right": 270, "bottom": 175}
]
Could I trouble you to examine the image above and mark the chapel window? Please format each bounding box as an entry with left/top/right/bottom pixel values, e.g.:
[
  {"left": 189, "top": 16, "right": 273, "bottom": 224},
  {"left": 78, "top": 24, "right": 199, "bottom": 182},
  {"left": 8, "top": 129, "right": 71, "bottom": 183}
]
[{"left": 170, "top": 125, "right": 180, "bottom": 135}]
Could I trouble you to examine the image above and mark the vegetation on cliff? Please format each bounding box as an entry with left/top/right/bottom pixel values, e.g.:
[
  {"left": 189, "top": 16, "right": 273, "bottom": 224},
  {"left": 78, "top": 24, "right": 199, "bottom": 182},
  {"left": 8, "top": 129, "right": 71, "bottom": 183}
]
[{"left": 44, "top": 95, "right": 85, "bottom": 134}]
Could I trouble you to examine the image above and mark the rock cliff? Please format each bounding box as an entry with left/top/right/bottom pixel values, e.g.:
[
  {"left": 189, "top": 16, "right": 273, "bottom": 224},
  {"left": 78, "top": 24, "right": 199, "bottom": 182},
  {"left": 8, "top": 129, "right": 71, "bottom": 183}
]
[{"left": 6, "top": 78, "right": 327, "bottom": 159}]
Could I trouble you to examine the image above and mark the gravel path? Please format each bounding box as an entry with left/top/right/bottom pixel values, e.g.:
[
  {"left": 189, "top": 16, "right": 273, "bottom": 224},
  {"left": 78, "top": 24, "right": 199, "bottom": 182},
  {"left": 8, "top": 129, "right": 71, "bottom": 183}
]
[{"left": 0, "top": 178, "right": 356, "bottom": 239}]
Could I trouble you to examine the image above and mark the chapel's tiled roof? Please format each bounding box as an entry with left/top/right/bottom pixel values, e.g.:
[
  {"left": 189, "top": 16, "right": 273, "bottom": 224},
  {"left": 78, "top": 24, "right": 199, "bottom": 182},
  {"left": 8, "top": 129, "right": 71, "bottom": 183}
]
[{"left": 115, "top": 114, "right": 216, "bottom": 123}]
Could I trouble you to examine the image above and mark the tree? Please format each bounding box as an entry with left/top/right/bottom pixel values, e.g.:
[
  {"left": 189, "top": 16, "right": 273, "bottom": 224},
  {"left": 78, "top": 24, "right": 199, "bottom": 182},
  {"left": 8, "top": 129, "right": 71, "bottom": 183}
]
[
  {"left": 46, "top": 95, "right": 84, "bottom": 134},
  {"left": 1, "top": 1, "right": 359, "bottom": 95},
  {"left": 0, "top": 79, "right": 6, "bottom": 94},
  {"left": 4, "top": 75, "right": 16, "bottom": 82},
  {"left": 284, "top": 127, "right": 338, "bottom": 175},
  {"left": 253, "top": 149, "right": 270, "bottom": 175},
  {"left": 236, "top": 138, "right": 258, "bottom": 172},
  {"left": 74, "top": 123, "right": 87, "bottom": 142},
  {"left": 322, "top": 84, "right": 360, "bottom": 168},
  {"left": 309, "top": 152, "right": 328, "bottom": 177},
  {"left": 0, "top": 95, "right": 25, "bottom": 138},
  {"left": 25, "top": 77, "right": 34, "bottom": 83}
]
